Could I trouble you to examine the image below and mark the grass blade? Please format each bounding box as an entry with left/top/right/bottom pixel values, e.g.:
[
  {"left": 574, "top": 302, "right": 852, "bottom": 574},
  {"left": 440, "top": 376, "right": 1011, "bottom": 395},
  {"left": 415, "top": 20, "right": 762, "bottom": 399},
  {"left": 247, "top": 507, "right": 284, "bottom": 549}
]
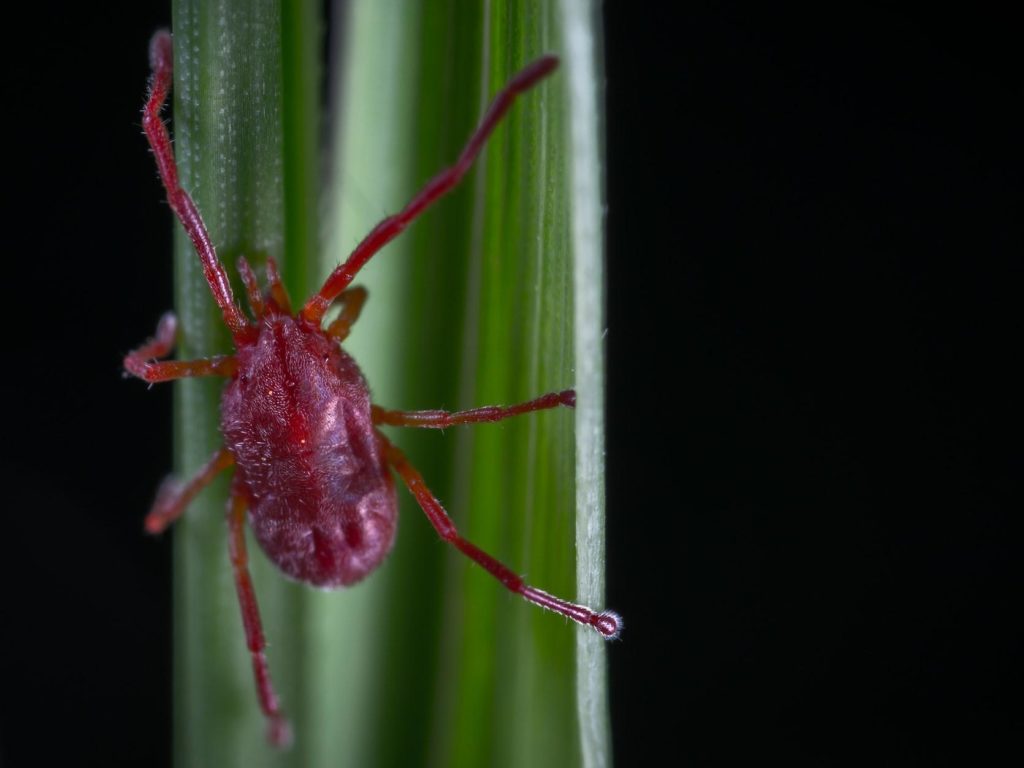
[
  {"left": 169, "top": 0, "right": 321, "bottom": 764},
  {"left": 165, "top": 0, "right": 609, "bottom": 764},
  {"left": 561, "top": 2, "right": 613, "bottom": 766}
]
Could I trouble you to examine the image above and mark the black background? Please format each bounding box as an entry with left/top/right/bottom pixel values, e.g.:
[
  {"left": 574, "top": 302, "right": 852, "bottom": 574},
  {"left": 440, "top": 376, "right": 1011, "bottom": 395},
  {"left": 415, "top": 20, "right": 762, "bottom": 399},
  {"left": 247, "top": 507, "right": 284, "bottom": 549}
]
[{"left": 1, "top": 2, "right": 1020, "bottom": 765}]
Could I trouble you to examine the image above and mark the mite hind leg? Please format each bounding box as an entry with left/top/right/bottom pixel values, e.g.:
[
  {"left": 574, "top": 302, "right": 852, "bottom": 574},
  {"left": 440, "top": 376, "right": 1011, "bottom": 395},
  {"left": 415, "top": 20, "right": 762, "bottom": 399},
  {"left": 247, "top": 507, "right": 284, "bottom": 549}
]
[
  {"left": 372, "top": 389, "right": 575, "bottom": 428},
  {"left": 124, "top": 312, "right": 237, "bottom": 383},
  {"left": 144, "top": 447, "right": 234, "bottom": 534},
  {"left": 378, "top": 431, "right": 621, "bottom": 638},
  {"left": 226, "top": 481, "right": 291, "bottom": 747}
]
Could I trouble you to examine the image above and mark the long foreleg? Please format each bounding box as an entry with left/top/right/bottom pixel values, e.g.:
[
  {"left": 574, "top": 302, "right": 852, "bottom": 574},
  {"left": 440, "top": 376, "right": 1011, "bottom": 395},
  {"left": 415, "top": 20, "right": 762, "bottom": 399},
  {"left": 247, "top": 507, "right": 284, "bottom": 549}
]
[
  {"left": 143, "top": 30, "right": 251, "bottom": 341},
  {"left": 301, "top": 55, "right": 560, "bottom": 325}
]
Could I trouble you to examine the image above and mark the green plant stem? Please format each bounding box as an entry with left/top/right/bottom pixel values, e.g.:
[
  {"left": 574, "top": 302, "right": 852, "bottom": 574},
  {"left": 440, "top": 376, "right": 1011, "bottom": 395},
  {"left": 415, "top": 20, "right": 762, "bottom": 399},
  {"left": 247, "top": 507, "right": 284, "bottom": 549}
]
[
  {"left": 167, "top": 1, "right": 610, "bottom": 765},
  {"left": 561, "top": 2, "right": 613, "bottom": 766}
]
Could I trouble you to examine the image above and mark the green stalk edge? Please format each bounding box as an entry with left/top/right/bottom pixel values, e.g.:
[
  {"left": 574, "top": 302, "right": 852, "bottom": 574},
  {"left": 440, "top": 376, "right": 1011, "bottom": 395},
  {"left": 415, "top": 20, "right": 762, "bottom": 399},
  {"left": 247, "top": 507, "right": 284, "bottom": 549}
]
[{"left": 167, "top": 1, "right": 609, "bottom": 766}]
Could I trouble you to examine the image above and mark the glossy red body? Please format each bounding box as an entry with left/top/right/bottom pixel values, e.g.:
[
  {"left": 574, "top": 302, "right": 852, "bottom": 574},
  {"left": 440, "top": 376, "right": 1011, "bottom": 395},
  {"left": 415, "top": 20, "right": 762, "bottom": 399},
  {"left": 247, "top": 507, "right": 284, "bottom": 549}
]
[{"left": 223, "top": 313, "right": 396, "bottom": 587}]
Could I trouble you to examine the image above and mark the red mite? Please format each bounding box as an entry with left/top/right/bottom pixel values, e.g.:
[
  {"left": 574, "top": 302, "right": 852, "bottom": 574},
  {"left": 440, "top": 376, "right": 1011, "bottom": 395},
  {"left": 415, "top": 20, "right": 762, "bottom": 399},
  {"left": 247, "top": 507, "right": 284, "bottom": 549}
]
[{"left": 126, "top": 30, "right": 621, "bottom": 746}]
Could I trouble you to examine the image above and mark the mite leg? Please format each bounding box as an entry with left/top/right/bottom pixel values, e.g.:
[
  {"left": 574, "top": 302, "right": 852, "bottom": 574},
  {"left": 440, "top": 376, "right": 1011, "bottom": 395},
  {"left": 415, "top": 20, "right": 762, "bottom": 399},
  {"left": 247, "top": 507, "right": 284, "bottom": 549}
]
[
  {"left": 236, "top": 256, "right": 266, "bottom": 319},
  {"left": 144, "top": 447, "right": 234, "bottom": 534},
  {"left": 373, "top": 389, "right": 574, "bottom": 428},
  {"left": 265, "top": 256, "right": 292, "bottom": 314},
  {"left": 325, "top": 287, "right": 369, "bottom": 342},
  {"left": 227, "top": 483, "right": 292, "bottom": 748},
  {"left": 124, "top": 312, "right": 237, "bottom": 383},
  {"left": 301, "top": 55, "right": 560, "bottom": 324},
  {"left": 126, "top": 356, "right": 237, "bottom": 384},
  {"left": 378, "top": 431, "right": 621, "bottom": 639},
  {"left": 144, "top": 31, "right": 252, "bottom": 341}
]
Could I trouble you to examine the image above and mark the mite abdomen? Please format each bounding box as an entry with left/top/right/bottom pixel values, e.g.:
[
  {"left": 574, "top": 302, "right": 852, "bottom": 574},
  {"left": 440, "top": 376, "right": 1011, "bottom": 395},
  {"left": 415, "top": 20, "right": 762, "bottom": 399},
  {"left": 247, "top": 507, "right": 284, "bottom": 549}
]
[{"left": 222, "top": 315, "right": 398, "bottom": 586}]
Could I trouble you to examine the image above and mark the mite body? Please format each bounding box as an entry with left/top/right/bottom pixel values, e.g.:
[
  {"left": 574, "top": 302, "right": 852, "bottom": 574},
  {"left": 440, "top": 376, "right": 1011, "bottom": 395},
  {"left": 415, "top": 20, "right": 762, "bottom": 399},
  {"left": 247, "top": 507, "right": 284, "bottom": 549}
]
[
  {"left": 126, "top": 29, "right": 620, "bottom": 747},
  {"left": 223, "top": 313, "right": 396, "bottom": 588}
]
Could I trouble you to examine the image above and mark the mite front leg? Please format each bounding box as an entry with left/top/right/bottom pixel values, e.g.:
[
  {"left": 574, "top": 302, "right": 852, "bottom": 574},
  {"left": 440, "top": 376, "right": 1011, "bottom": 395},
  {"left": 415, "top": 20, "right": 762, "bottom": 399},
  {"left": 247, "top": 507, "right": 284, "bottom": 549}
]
[
  {"left": 227, "top": 482, "right": 292, "bottom": 748},
  {"left": 325, "top": 287, "right": 368, "bottom": 342},
  {"left": 301, "top": 55, "right": 560, "bottom": 325},
  {"left": 265, "top": 256, "right": 292, "bottom": 314},
  {"left": 378, "top": 431, "right": 621, "bottom": 638},
  {"left": 373, "top": 389, "right": 575, "bottom": 428},
  {"left": 144, "top": 30, "right": 252, "bottom": 341},
  {"left": 145, "top": 447, "right": 234, "bottom": 533},
  {"left": 124, "top": 312, "right": 237, "bottom": 383},
  {"left": 236, "top": 256, "right": 266, "bottom": 319}
]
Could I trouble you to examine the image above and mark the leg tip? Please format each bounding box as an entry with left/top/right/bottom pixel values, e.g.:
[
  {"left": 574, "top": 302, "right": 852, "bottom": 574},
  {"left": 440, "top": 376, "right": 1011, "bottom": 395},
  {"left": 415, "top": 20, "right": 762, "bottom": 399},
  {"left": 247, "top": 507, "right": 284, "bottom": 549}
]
[
  {"left": 594, "top": 610, "right": 623, "bottom": 640},
  {"left": 143, "top": 515, "right": 167, "bottom": 535},
  {"left": 149, "top": 30, "right": 173, "bottom": 73},
  {"left": 156, "top": 312, "right": 178, "bottom": 345},
  {"left": 144, "top": 476, "right": 182, "bottom": 534},
  {"left": 267, "top": 716, "right": 293, "bottom": 749}
]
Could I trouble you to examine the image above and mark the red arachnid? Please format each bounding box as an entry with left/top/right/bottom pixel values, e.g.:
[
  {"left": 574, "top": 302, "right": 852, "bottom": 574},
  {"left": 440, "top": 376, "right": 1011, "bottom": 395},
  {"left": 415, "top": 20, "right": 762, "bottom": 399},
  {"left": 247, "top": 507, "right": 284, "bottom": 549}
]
[{"left": 125, "top": 30, "right": 621, "bottom": 746}]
